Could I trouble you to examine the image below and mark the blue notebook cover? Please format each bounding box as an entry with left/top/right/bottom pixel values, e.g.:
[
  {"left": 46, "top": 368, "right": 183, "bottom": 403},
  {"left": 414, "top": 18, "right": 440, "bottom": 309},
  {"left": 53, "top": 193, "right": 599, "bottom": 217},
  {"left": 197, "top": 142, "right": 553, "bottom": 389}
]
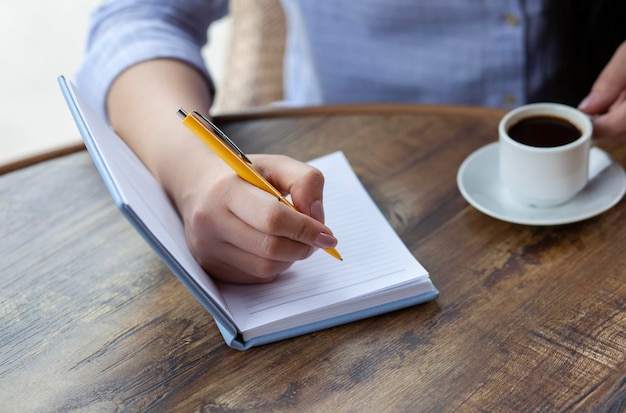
[{"left": 58, "top": 75, "right": 438, "bottom": 350}]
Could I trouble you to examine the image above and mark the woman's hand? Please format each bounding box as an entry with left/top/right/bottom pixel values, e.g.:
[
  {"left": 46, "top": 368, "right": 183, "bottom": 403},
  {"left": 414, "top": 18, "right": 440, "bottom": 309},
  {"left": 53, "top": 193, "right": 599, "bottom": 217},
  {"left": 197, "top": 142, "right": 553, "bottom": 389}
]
[
  {"left": 578, "top": 40, "right": 626, "bottom": 140},
  {"left": 177, "top": 153, "right": 338, "bottom": 284},
  {"left": 107, "top": 59, "right": 336, "bottom": 284}
]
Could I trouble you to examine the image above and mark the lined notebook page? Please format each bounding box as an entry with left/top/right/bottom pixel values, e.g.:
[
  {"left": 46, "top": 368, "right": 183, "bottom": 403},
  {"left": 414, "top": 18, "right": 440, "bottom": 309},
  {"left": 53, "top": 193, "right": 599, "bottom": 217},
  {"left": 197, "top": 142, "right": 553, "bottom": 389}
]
[{"left": 219, "top": 151, "right": 430, "bottom": 334}]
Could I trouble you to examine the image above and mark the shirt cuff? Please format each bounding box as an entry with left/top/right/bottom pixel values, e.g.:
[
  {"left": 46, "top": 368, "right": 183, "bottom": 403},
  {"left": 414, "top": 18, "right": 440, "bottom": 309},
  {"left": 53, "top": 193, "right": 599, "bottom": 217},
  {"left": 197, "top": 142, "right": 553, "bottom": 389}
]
[{"left": 76, "top": 20, "right": 213, "bottom": 122}]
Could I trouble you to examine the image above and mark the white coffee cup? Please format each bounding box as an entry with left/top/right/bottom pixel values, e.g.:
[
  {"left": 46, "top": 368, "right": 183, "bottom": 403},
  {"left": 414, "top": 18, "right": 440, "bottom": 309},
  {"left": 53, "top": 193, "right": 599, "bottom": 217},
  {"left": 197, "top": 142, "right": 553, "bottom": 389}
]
[{"left": 499, "top": 103, "right": 593, "bottom": 208}]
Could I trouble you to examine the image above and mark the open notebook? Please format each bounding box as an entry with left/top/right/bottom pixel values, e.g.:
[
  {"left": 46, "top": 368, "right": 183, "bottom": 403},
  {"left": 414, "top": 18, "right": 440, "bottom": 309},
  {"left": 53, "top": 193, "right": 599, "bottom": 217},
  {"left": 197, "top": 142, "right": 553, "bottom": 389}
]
[{"left": 58, "top": 75, "right": 438, "bottom": 350}]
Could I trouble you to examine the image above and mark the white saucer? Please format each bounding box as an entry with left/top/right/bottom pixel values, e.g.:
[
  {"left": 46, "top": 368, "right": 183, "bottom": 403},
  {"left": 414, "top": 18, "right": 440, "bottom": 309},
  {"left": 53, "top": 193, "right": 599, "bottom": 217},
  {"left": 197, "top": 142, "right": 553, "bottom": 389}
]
[{"left": 457, "top": 142, "right": 626, "bottom": 225}]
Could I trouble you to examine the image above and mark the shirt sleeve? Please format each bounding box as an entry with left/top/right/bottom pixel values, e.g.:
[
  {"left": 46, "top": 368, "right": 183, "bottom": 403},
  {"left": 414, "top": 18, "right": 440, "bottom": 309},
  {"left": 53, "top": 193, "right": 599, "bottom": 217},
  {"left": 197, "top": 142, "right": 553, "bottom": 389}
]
[{"left": 75, "top": 0, "right": 228, "bottom": 121}]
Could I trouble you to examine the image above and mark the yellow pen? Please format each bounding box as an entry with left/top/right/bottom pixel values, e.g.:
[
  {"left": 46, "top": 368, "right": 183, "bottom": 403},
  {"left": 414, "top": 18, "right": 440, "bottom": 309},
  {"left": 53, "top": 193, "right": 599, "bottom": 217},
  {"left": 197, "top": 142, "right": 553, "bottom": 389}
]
[{"left": 177, "top": 108, "right": 342, "bottom": 261}]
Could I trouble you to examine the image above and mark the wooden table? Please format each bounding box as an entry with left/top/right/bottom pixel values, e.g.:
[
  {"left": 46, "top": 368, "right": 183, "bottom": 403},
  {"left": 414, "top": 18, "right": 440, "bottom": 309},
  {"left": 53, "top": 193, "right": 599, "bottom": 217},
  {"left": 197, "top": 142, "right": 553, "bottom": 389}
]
[{"left": 2, "top": 105, "right": 625, "bottom": 412}]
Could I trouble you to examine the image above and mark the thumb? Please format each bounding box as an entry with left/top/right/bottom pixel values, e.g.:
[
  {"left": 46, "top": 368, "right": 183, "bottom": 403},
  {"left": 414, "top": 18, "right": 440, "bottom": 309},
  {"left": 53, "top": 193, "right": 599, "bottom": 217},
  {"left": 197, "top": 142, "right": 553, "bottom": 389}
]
[
  {"left": 251, "top": 154, "right": 327, "bottom": 223},
  {"left": 578, "top": 41, "right": 626, "bottom": 114}
]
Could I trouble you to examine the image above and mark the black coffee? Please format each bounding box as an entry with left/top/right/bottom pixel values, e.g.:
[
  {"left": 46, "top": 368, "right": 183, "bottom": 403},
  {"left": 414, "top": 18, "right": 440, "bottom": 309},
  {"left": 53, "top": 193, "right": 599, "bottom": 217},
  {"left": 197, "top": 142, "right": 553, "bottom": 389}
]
[{"left": 508, "top": 115, "right": 581, "bottom": 148}]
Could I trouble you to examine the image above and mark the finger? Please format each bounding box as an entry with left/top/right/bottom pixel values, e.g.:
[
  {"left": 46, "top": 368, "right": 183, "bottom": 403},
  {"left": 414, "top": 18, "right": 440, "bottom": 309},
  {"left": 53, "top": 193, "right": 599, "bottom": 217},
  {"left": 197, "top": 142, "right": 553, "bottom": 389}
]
[
  {"left": 578, "top": 41, "right": 626, "bottom": 114},
  {"left": 198, "top": 241, "right": 294, "bottom": 284},
  {"left": 591, "top": 90, "right": 626, "bottom": 140},
  {"left": 229, "top": 185, "right": 337, "bottom": 250},
  {"left": 189, "top": 219, "right": 302, "bottom": 283},
  {"left": 251, "top": 154, "right": 326, "bottom": 222},
  {"left": 219, "top": 207, "right": 317, "bottom": 262}
]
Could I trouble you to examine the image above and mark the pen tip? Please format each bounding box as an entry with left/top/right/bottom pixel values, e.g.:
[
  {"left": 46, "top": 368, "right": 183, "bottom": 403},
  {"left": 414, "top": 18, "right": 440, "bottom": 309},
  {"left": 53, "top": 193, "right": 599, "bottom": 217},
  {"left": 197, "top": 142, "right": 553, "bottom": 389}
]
[{"left": 177, "top": 108, "right": 188, "bottom": 119}]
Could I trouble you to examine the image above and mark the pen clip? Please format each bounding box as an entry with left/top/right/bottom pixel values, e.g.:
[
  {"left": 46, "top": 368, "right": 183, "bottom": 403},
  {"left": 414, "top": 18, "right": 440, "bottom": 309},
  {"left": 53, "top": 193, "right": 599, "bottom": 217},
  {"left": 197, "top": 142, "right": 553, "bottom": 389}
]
[{"left": 178, "top": 108, "right": 252, "bottom": 164}]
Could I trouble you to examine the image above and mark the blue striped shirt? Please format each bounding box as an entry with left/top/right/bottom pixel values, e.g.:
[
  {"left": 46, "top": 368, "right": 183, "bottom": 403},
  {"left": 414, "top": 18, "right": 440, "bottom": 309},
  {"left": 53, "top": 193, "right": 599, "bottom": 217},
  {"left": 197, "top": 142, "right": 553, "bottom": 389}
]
[{"left": 75, "top": 0, "right": 607, "bottom": 121}]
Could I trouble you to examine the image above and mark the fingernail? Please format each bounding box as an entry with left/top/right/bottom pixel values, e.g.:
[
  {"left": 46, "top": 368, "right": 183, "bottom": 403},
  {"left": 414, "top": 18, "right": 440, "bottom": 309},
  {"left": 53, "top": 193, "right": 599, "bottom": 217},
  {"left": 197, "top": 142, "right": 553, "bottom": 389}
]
[
  {"left": 314, "top": 232, "right": 337, "bottom": 249},
  {"left": 310, "top": 200, "right": 325, "bottom": 222},
  {"left": 578, "top": 92, "right": 597, "bottom": 111}
]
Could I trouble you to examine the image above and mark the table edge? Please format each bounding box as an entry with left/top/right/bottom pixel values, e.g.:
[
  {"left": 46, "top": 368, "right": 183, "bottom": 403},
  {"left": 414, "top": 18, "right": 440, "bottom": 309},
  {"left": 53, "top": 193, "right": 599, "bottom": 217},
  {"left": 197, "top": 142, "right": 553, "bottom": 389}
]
[
  {"left": 212, "top": 103, "right": 507, "bottom": 124},
  {"left": 0, "top": 142, "right": 86, "bottom": 175}
]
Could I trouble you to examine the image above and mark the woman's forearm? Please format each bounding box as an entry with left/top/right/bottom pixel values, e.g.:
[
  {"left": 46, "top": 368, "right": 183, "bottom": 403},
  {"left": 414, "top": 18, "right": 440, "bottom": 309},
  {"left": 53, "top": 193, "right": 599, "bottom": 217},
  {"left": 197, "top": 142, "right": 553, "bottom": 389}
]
[{"left": 106, "top": 58, "right": 220, "bottom": 214}]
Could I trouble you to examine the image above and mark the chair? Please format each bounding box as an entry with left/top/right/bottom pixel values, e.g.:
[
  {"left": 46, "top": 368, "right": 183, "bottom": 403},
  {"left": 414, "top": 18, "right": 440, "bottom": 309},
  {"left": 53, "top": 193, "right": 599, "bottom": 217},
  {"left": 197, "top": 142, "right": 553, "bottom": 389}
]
[{"left": 212, "top": 0, "right": 286, "bottom": 114}]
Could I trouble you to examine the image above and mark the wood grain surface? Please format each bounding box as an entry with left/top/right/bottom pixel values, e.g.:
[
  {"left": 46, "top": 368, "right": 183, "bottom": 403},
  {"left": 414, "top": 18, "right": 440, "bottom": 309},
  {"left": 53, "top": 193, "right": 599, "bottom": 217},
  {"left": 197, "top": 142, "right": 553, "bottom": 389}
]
[{"left": 1, "top": 105, "right": 625, "bottom": 412}]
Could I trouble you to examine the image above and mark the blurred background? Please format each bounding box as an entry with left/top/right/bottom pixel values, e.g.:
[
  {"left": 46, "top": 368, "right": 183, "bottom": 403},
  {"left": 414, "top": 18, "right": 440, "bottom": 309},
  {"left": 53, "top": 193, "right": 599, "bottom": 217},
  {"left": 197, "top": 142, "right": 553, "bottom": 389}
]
[{"left": 0, "top": 0, "right": 231, "bottom": 169}]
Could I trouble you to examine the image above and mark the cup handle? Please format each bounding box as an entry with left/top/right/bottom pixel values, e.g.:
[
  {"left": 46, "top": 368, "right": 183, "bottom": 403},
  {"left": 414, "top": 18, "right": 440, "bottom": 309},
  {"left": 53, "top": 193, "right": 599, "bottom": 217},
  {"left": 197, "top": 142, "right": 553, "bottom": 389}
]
[{"left": 588, "top": 147, "right": 612, "bottom": 181}]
